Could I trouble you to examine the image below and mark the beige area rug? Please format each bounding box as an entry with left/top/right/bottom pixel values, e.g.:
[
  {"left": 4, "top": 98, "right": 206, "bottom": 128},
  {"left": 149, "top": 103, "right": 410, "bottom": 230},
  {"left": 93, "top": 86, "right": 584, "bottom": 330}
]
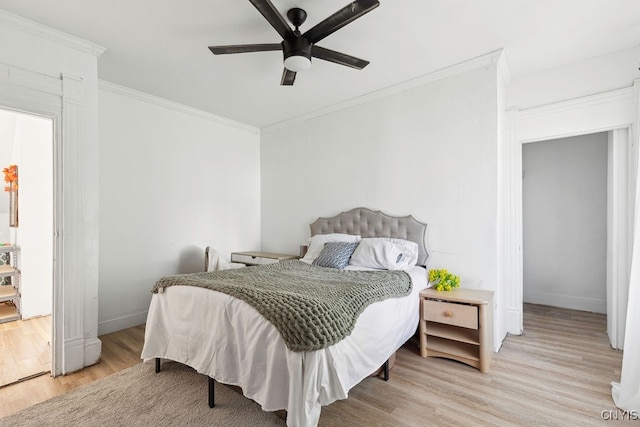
[{"left": 0, "top": 362, "right": 285, "bottom": 426}]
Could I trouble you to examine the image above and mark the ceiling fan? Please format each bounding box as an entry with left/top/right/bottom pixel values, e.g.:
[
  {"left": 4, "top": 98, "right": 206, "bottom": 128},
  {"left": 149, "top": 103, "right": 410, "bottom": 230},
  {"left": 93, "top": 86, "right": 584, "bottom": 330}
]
[{"left": 208, "top": 0, "right": 380, "bottom": 86}]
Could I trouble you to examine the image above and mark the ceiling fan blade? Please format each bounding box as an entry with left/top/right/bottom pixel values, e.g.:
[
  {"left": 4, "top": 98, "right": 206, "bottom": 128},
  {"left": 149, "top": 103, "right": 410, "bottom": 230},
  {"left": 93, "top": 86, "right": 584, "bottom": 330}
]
[
  {"left": 281, "top": 68, "right": 296, "bottom": 86},
  {"left": 209, "top": 44, "right": 281, "bottom": 55},
  {"left": 312, "top": 46, "right": 369, "bottom": 69},
  {"left": 249, "top": 0, "right": 294, "bottom": 40},
  {"left": 302, "top": 0, "right": 380, "bottom": 44}
]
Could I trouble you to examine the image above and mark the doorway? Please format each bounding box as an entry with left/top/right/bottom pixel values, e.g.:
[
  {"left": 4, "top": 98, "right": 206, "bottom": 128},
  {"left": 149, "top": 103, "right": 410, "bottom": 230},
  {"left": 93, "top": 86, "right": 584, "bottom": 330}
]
[
  {"left": 0, "top": 107, "right": 53, "bottom": 386},
  {"left": 502, "top": 85, "right": 638, "bottom": 350},
  {"left": 522, "top": 133, "right": 608, "bottom": 314}
]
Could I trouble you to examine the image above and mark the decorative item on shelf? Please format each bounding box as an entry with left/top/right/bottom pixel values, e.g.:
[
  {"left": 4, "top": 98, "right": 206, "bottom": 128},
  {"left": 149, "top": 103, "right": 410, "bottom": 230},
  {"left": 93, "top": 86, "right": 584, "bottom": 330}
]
[
  {"left": 428, "top": 268, "right": 460, "bottom": 291},
  {"left": 3, "top": 164, "right": 18, "bottom": 228}
]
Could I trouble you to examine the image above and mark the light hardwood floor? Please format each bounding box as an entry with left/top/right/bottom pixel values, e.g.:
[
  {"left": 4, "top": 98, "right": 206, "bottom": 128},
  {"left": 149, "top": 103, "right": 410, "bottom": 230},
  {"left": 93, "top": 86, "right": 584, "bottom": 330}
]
[
  {"left": 0, "top": 315, "right": 51, "bottom": 387},
  {"left": 0, "top": 305, "right": 624, "bottom": 425},
  {"left": 0, "top": 324, "right": 145, "bottom": 418}
]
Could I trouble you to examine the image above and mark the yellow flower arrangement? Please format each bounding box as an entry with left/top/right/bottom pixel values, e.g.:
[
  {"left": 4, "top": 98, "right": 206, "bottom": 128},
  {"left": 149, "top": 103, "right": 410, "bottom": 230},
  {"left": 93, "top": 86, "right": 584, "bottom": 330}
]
[{"left": 428, "top": 268, "right": 460, "bottom": 291}]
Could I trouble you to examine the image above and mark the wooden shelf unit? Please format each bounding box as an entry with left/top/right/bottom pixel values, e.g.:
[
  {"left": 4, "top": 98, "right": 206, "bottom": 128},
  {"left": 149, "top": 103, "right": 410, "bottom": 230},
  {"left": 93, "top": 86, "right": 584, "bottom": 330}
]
[
  {"left": 419, "top": 288, "right": 494, "bottom": 373},
  {"left": 0, "top": 244, "right": 21, "bottom": 324}
]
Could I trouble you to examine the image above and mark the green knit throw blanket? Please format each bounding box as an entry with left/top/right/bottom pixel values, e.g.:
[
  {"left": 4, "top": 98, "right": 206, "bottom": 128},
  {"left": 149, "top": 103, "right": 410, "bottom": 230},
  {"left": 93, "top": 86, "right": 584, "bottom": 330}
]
[{"left": 152, "top": 260, "right": 412, "bottom": 352}]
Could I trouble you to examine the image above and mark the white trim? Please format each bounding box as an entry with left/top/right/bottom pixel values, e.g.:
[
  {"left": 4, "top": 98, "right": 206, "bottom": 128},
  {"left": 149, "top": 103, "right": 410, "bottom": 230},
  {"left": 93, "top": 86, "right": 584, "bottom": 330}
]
[
  {"left": 262, "top": 49, "right": 505, "bottom": 133},
  {"left": 84, "top": 338, "right": 102, "bottom": 366},
  {"left": 0, "top": 61, "right": 102, "bottom": 376},
  {"left": 0, "top": 9, "right": 105, "bottom": 57},
  {"left": 524, "top": 290, "right": 607, "bottom": 314},
  {"left": 519, "top": 87, "right": 635, "bottom": 143},
  {"left": 0, "top": 63, "right": 62, "bottom": 95},
  {"left": 61, "top": 337, "right": 101, "bottom": 374},
  {"left": 519, "top": 87, "right": 633, "bottom": 120},
  {"left": 505, "top": 87, "right": 637, "bottom": 345},
  {"left": 63, "top": 337, "right": 86, "bottom": 374},
  {"left": 501, "top": 108, "right": 524, "bottom": 336},
  {"left": 98, "top": 80, "right": 260, "bottom": 135},
  {"left": 607, "top": 128, "right": 632, "bottom": 349},
  {"left": 98, "top": 310, "right": 149, "bottom": 336}
]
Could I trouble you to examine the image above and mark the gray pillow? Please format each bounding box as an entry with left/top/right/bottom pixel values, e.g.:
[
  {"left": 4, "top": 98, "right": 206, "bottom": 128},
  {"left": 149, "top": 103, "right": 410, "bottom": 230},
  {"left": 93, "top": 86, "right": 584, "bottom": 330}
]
[{"left": 312, "top": 241, "right": 360, "bottom": 270}]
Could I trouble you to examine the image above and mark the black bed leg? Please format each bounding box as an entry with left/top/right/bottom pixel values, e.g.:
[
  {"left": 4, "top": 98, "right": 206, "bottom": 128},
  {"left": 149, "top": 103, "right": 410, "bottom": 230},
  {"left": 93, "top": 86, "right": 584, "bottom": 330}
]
[
  {"left": 208, "top": 377, "right": 215, "bottom": 408},
  {"left": 155, "top": 358, "right": 161, "bottom": 373},
  {"left": 383, "top": 359, "right": 389, "bottom": 381}
]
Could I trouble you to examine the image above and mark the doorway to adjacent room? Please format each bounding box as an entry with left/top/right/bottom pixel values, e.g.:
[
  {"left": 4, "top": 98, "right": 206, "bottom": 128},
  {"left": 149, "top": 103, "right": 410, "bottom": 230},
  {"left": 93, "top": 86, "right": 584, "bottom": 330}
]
[{"left": 0, "top": 107, "right": 53, "bottom": 386}]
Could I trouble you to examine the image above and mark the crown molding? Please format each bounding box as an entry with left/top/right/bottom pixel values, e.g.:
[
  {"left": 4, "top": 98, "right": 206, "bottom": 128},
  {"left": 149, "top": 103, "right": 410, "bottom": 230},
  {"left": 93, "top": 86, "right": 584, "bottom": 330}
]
[
  {"left": 262, "top": 49, "right": 505, "bottom": 133},
  {"left": 519, "top": 86, "right": 634, "bottom": 120},
  {"left": 0, "top": 9, "right": 106, "bottom": 57},
  {"left": 98, "top": 80, "right": 260, "bottom": 135}
]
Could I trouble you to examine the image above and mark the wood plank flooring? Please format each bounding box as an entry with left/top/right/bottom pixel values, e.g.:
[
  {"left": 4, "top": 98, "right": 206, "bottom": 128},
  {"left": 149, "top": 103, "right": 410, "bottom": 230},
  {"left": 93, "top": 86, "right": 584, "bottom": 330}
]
[
  {"left": 0, "top": 304, "right": 625, "bottom": 425},
  {"left": 0, "top": 316, "right": 51, "bottom": 387},
  {"left": 319, "top": 304, "right": 624, "bottom": 426},
  {"left": 0, "top": 324, "right": 145, "bottom": 418}
]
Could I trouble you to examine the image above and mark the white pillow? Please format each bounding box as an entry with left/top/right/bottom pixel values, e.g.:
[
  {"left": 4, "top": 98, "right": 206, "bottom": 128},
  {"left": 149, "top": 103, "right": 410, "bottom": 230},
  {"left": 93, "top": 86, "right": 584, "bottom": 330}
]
[
  {"left": 302, "top": 233, "right": 361, "bottom": 262},
  {"left": 386, "top": 238, "right": 419, "bottom": 268},
  {"left": 349, "top": 237, "right": 419, "bottom": 270}
]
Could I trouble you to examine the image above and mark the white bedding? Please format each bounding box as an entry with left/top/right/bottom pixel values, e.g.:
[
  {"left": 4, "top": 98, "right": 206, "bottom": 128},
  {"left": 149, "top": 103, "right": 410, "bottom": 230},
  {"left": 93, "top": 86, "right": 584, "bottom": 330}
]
[{"left": 141, "top": 264, "right": 428, "bottom": 427}]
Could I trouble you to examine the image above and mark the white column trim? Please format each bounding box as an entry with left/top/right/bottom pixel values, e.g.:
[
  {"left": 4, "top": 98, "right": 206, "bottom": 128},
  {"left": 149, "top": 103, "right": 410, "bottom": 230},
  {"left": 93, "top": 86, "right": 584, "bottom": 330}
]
[{"left": 503, "top": 108, "right": 523, "bottom": 335}]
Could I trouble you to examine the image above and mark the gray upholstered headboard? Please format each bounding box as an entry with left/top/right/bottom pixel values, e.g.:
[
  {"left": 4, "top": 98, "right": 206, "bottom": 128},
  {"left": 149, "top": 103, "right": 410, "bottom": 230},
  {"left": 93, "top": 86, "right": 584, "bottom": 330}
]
[{"left": 309, "top": 207, "right": 429, "bottom": 266}]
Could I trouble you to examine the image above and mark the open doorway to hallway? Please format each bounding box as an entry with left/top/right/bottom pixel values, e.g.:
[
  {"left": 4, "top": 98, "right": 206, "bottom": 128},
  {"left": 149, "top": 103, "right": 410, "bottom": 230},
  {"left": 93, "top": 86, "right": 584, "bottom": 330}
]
[
  {"left": 0, "top": 107, "right": 53, "bottom": 386},
  {"left": 522, "top": 132, "right": 608, "bottom": 314}
]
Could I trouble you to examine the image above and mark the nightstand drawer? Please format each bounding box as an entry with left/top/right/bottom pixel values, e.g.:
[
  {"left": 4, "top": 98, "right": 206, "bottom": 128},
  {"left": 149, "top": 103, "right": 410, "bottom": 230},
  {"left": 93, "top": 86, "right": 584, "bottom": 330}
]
[{"left": 422, "top": 300, "right": 478, "bottom": 329}]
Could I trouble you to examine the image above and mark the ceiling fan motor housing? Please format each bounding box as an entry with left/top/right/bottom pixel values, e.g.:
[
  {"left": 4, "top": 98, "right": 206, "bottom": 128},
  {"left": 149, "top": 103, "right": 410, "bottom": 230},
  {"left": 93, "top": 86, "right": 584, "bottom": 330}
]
[{"left": 282, "top": 37, "right": 312, "bottom": 71}]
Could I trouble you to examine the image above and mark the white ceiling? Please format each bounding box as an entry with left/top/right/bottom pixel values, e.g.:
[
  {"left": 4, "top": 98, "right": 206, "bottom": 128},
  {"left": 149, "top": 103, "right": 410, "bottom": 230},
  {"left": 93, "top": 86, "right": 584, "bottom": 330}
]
[{"left": 1, "top": 0, "right": 640, "bottom": 128}]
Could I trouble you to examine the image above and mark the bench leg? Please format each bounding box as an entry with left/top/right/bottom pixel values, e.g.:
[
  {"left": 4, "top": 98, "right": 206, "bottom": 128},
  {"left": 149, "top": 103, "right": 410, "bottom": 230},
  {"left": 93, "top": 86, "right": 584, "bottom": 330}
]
[
  {"left": 155, "top": 358, "right": 161, "bottom": 373},
  {"left": 208, "top": 377, "right": 215, "bottom": 408}
]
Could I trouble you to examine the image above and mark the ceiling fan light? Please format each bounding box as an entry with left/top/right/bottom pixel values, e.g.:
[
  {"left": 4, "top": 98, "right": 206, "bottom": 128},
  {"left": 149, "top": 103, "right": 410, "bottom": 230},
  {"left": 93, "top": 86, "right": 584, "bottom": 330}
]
[{"left": 284, "top": 55, "right": 312, "bottom": 72}]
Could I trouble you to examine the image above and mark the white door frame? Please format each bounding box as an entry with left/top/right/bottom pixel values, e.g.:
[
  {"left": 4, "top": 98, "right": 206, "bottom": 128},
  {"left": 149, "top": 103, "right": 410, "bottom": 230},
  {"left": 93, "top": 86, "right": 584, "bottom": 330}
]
[
  {"left": 0, "top": 63, "right": 101, "bottom": 375},
  {"left": 502, "top": 81, "right": 639, "bottom": 349}
]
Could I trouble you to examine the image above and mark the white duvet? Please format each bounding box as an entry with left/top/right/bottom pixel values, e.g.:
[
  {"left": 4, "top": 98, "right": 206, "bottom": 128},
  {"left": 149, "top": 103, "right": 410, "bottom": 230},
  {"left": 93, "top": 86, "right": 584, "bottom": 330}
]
[{"left": 141, "top": 264, "right": 427, "bottom": 427}]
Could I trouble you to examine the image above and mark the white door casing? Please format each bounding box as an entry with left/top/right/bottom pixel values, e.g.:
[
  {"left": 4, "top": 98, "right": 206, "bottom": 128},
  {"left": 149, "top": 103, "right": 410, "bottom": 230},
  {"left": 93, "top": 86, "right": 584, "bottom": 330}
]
[
  {"left": 502, "top": 82, "right": 639, "bottom": 349},
  {"left": 0, "top": 63, "right": 101, "bottom": 375}
]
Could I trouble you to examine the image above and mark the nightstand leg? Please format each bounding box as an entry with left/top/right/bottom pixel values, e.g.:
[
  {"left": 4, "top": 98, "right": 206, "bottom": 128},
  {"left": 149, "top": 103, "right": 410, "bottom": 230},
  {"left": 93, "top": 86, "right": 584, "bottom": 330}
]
[{"left": 419, "top": 318, "right": 427, "bottom": 357}]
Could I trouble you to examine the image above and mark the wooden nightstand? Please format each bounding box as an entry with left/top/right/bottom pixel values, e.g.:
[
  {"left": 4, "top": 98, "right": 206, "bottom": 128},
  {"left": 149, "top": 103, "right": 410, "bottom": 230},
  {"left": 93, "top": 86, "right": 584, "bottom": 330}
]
[
  {"left": 419, "top": 288, "right": 494, "bottom": 373},
  {"left": 230, "top": 251, "right": 299, "bottom": 266}
]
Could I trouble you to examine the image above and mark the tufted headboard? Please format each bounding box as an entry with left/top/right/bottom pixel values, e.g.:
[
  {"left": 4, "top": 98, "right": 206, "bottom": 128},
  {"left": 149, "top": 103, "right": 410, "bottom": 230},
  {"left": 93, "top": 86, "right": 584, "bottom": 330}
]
[{"left": 309, "top": 207, "right": 429, "bottom": 266}]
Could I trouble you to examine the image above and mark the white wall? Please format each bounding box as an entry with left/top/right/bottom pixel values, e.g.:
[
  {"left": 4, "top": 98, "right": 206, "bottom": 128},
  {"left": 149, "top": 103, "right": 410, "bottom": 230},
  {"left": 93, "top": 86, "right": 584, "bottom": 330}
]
[
  {"left": 261, "top": 64, "right": 499, "bottom": 305},
  {"left": 97, "top": 84, "right": 261, "bottom": 335},
  {"left": 522, "top": 133, "right": 608, "bottom": 313},
  {"left": 9, "top": 112, "right": 53, "bottom": 318}
]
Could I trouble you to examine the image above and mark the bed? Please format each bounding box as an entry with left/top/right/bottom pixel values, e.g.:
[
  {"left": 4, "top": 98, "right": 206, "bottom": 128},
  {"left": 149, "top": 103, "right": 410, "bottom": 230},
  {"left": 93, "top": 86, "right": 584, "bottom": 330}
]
[{"left": 141, "top": 207, "right": 429, "bottom": 427}]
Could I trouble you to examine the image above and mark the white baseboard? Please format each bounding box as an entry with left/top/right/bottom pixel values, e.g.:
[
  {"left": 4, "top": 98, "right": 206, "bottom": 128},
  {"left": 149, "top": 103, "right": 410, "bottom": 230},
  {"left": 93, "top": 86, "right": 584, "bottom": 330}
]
[
  {"left": 63, "top": 336, "right": 103, "bottom": 374},
  {"left": 98, "top": 310, "right": 148, "bottom": 336},
  {"left": 506, "top": 308, "right": 523, "bottom": 336},
  {"left": 524, "top": 290, "right": 606, "bottom": 314},
  {"left": 84, "top": 337, "right": 102, "bottom": 366}
]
